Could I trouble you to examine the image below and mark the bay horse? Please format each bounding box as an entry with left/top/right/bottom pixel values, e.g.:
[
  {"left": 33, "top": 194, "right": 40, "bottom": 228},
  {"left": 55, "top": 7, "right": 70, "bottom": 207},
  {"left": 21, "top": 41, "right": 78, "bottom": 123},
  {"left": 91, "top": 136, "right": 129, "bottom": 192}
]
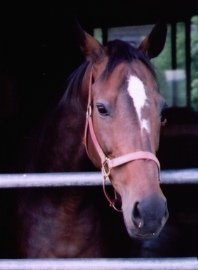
[{"left": 15, "top": 22, "right": 168, "bottom": 258}]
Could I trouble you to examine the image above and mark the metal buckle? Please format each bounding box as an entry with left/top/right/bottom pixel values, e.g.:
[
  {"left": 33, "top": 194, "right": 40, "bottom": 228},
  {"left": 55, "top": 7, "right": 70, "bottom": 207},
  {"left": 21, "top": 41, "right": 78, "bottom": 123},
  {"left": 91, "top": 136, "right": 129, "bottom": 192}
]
[{"left": 102, "top": 157, "right": 111, "bottom": 178}]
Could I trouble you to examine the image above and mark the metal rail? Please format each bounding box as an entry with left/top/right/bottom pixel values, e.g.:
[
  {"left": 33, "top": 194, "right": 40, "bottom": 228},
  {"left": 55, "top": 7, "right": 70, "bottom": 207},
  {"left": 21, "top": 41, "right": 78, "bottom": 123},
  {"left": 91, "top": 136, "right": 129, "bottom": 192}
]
[
  {"left": 0, "top": 169, "right": 198, "bottom": 188},
  {"left": 0, "top": 171, "right": 197, "bottom": 269},
  {"left": 0, "top": 258, "right": 197, "bottom": 270}
]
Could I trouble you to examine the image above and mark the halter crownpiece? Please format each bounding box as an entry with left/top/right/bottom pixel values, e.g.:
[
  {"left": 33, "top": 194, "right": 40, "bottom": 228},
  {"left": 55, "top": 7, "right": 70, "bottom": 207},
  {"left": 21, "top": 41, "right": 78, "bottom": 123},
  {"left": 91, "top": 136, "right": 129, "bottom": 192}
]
[{"left": 83, "top": 68, "right": 161, "bottom": 211}]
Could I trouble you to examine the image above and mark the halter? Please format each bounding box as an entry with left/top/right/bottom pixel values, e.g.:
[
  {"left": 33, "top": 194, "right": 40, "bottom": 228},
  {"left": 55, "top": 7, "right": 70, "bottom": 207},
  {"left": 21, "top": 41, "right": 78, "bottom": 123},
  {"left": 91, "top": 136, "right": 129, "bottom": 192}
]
[{"left": 83, "top": 68, "right": 160, "bottom": 211}]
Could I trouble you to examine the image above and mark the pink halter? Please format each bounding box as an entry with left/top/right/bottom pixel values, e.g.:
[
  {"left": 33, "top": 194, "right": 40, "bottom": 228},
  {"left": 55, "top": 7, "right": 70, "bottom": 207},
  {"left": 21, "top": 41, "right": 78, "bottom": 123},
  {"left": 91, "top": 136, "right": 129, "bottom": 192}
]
[{"left": 83, "top": 68, "right": 160, "bottom": 211}]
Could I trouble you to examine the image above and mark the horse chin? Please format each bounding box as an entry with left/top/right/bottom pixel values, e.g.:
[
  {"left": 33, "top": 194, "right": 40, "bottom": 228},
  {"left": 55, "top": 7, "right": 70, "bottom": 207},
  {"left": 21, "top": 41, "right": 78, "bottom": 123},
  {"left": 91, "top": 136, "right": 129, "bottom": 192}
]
[{"left": 126, "top": 225, "right": 162, "bottom": 240}]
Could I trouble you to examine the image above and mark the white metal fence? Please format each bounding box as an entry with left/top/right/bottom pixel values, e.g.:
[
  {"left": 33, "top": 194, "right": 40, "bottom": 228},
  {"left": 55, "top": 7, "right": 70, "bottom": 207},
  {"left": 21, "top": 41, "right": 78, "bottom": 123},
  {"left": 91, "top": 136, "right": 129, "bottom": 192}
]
[
  {"left": 0, "top": 258, "right": 197, "bottom": 270},
  {"left": 0, "top": 169, "right": 197, "bottom": 269},
  {"left": 0, "top": 168, "right": 198, "bottom": 188}
]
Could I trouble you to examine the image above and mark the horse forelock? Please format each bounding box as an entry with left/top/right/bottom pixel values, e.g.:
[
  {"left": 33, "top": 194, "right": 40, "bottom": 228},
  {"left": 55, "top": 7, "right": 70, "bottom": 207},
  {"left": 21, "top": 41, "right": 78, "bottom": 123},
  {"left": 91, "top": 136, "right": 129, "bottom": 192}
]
[{"left": 103, "top": 40, "right": 155, "bottom": 78}]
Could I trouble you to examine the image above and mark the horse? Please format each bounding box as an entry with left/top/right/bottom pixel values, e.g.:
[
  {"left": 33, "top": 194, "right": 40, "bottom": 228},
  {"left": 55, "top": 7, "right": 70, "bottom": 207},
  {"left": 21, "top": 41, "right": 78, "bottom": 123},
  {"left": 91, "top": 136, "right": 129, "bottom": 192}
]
[{"left": 15, "top": 21, "right": 169, "bottom": 258}]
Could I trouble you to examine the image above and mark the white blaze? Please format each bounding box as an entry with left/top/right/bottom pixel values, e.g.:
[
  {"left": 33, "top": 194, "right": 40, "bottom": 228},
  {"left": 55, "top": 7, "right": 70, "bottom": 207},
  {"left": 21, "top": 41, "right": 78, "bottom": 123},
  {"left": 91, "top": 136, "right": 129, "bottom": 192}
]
[{"left": 127, "top": 75, "right": 150, "bottom": 133}]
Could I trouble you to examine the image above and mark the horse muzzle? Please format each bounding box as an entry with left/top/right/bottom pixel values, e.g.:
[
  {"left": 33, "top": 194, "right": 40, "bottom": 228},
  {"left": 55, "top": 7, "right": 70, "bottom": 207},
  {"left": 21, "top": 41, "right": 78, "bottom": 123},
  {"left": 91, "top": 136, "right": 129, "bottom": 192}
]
[{"left": 123, "top": 194, "right": 169, "bottom": 239}]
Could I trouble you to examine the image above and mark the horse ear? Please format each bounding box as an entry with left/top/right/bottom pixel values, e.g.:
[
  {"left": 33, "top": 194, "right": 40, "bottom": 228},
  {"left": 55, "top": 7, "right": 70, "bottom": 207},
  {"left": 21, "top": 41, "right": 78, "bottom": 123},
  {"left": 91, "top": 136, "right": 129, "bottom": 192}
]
[
  {"left": 138, "top": 21, "right": 167, "bottom": 58},
  {"left": 74, "top": 21, "right": 104, "bottom": 62}
]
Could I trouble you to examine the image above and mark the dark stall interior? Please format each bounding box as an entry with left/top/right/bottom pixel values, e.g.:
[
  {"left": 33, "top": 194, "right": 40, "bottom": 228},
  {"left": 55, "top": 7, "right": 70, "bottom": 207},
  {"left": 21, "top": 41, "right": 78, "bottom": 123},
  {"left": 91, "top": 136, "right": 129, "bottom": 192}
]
[{"left": 0, "top": 0, "right": 198, "bottom": 259}]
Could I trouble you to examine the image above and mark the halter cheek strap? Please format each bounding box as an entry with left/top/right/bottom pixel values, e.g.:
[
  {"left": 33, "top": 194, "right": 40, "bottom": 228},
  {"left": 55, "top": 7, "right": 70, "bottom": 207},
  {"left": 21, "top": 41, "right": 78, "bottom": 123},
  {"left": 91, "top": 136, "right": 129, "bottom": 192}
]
[{"left": 83, "top": 68, "right": 160, "bottom": 211}]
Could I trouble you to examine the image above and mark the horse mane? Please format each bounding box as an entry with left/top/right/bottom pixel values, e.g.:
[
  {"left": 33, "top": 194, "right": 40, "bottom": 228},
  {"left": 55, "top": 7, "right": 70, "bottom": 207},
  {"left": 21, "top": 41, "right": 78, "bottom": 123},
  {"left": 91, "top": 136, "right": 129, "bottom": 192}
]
[
  {"left": 103, "top": 39, "right": 156, "bottom": 78},
  {"left": 58, "top": 61, "right": 89, "bottom": 113}
]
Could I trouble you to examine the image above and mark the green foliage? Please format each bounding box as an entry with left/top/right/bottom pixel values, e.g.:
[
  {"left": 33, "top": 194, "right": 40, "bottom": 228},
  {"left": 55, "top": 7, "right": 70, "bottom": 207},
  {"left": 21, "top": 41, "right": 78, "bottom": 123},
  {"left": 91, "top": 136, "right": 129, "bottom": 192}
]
[
  {"left": 152, "top": 26, "right": 172, "bottom": 105},
  {"left": 177, "top": 23, "right": 185, "bottom": 68},
  {"left": 152, "top": 17, "right": 198, "bottom": 110},
  {"left": 191, "top": 16, "right": 198, "bottom": 110}
]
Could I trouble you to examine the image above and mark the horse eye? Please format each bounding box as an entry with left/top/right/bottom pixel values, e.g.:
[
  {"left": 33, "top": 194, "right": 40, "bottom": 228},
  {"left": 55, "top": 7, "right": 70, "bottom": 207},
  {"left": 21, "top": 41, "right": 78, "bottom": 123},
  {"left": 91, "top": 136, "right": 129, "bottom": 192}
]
[{"left": 96, "top": 103, "right": 109, "bottom": 116}]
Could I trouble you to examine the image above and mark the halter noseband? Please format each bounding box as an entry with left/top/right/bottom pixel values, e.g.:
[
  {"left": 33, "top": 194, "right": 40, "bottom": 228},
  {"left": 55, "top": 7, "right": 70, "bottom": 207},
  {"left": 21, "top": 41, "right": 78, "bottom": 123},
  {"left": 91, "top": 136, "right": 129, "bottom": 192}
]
[{"left": 83, "top": 68, "right": 160, "bottom": 211}]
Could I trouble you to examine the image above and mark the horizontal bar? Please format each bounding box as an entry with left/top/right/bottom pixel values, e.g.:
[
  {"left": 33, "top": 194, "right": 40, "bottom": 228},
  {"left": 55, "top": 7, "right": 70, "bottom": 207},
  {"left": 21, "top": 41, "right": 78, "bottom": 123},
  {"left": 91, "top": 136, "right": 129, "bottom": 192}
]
[
  {"left": 0, "top": 169, "right": 198, "bottom": 188},
  {"left": 160, "top": 168, "right": 198, "bottom": 184},
  {"left": 0, "top": 172, "right": 101, "bottom": 188},
  {"left": 0, "top": 258, "right": 197, "bottom": 270}
]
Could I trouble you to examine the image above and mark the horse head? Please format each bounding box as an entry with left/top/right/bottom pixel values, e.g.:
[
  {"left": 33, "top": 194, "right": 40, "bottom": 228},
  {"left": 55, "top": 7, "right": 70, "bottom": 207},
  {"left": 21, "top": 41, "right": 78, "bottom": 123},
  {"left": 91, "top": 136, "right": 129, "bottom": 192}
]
[{"left": 78, "top": 22, "right": 168, "bottom": 239}]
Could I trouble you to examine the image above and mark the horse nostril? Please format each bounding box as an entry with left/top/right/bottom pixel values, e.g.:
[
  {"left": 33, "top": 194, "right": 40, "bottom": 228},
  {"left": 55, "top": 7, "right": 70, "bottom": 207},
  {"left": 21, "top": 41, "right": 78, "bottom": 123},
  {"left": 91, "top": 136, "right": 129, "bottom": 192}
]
[
  {"left": 163, "top": 204, "right": 169, "bottom": 223},
  {"left": 132, "top": 202, "right": 143, "bottom": 229}
]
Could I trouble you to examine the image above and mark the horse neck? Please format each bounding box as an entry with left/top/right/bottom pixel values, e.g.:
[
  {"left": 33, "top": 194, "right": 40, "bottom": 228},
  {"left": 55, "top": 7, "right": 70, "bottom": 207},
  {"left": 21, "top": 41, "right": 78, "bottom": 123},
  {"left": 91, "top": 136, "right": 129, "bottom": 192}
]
[
  {"left": 23, "top": 63, "right": 93, "bottom": 173},
  {"left": 54, "top": 104, "right": 87, "bottom": 171}
]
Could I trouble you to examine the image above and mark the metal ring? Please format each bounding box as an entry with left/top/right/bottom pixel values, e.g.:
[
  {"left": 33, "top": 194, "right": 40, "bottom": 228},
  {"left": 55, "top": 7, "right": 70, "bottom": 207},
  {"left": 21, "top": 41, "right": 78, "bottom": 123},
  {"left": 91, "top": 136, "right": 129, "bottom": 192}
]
[{"left": 102, "top": 157, "right": 111, "bottom": 178}]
